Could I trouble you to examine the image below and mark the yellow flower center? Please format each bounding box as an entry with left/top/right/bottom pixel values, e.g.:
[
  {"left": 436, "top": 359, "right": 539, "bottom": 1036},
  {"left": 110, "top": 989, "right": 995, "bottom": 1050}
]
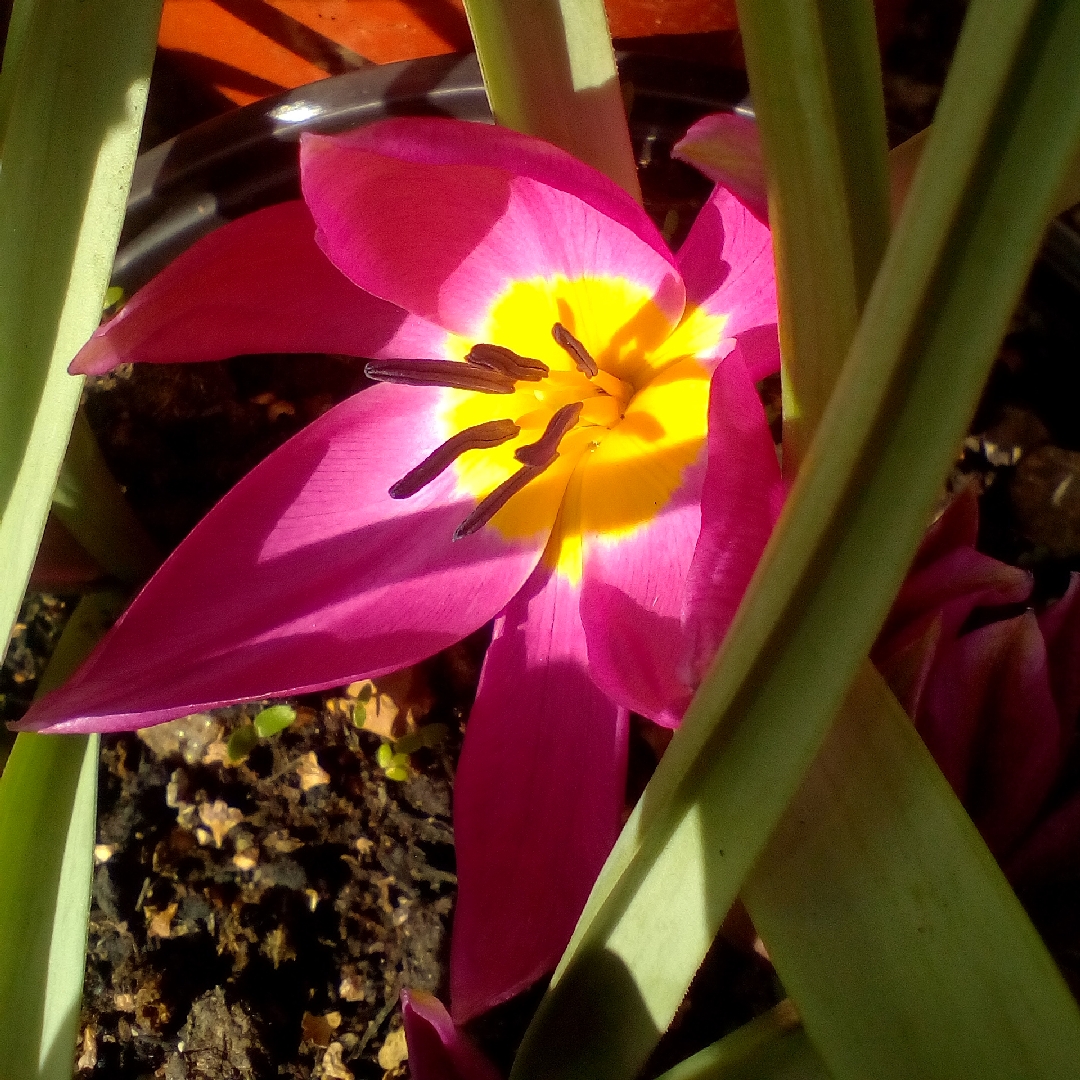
[{"left": 438, "top": 275, "right": 728, "bottom": 582}]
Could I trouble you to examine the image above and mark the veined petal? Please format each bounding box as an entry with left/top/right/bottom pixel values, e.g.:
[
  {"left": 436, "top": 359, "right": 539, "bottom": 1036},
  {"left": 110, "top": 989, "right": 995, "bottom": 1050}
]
[
  {"left": 1005, "top": 787, "right": 1080, "bottom": 885},
  {"left": 324, "top": 116, "right": 675, "bottom": 269},
  {"left": 1040, "top": 572, "right": 1080, "bottom": 735},
  {"left": 577, "top": 359, "right": 715, "bottom": 726},
  {"left": 72, "top": 201, "right": 449, "bottom": 376},
  {"left": 300, "top": 129, "right": 685, "bottom": 342},
  {"left": 873, "top": 488, "right": 1033, "bottom": 718},
  {"left": 675, "top": 182, "right": 780, "bottom": 379},
  {"left": 16, "top": 385, "right": 550, "bottom": 734},
  {"left": 672, "top": 111, "right": 769, "bottom": 222},
  {"left": 681, "top": 351, "right": 786, "bottom": 692},
  {"left": 402, "top": 990, "right": 503, "bottom": 1080},
  {"left": 921, "top": 614, "right": 1062, "bottom": 857},
  {"left": 450, "top": 560, "right": 628, "bottom": 1023}
]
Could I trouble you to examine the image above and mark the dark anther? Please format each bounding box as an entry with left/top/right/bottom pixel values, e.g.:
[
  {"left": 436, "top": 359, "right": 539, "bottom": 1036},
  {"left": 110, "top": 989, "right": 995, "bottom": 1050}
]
[
  {"left": 515, "top": 402, "right": 583, "bottom": 468},
  {"left": 552, "top": 322, "right": 598, "bottom": 377},
  {"left": 454, "top": 464, "right": 550, "bottom": 540},
  {"left": 467, "top": 343, "right": 549, "bottom": 382},
  {"left": 388, "top": 419, "right": 521, "bottom": 500},
  {"left": 365, "top": 359, "right": 516, "bottom": 394}
]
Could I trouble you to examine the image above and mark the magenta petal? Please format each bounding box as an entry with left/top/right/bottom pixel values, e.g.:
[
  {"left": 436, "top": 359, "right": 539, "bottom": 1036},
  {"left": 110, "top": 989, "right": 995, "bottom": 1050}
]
[
  {"left": 1040, "top": 572, "right": 1080, "bottom": 737},
  {"left": 672, "top": 112, "right": 768, "bottom": 222},
  {"left": 401, "top": 990, "right": 502, "bottom": 1080},
  {"left": 450, "top": 563, "right": 628, "bottom": 1022},
  {"left": 1006, "top": 788, "right": 1080, "bottom": 885},
  {"left": 681, "top": 351, "right": 785, "bottom": 690},
  {"left": 17, "top": 384, "right": 548, "bottom": 734},
  {"left": 300, "top": 125, "right": 685, "bottom": 340},
  {"left": 974, "top": 613, "right": 1062, "bottom": 857},
  {"left": 922, "top": 615, "right": 1061, "bottom": 857},
  {"left": 325, "top": 116, "right": 674, "bottom": 268},
  {"left": 676, "top": 181, "right": 779, "bottom": 378},
  {"left": 71, "top": 201, "right": 449, "bottom": 376},
  {"left": 579, "top": 454, "right": 707, "bottom": 728}
]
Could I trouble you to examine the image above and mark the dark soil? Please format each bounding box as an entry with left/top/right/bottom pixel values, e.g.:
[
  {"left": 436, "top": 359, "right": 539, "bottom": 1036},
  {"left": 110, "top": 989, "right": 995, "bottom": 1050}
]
[{"left": 4, "top": 0, "right": 1080, "bottom": 1077}]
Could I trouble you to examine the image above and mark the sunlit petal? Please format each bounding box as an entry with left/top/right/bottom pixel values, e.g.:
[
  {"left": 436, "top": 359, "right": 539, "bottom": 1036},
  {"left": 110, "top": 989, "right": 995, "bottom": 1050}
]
[
  {"left": 301, "top": 128, "right": 685, "bottom": 341},
  {"left": 675, "top": 182, "right": 779, "bottom": 379},
  {"left": 16, "top": 384, "right": 549, "bottom": 734},
  {"left": 450, "top": 558, "right": 628, "bottom": 1022},
  {"left": 72, "top": 201, "right": 448, "bottom": 375}
]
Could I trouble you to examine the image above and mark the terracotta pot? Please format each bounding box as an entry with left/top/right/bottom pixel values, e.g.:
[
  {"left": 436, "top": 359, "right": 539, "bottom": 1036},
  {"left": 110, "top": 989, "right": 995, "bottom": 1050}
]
[{"left": 157, "top": 0, "right": 906, "bottom": 108}]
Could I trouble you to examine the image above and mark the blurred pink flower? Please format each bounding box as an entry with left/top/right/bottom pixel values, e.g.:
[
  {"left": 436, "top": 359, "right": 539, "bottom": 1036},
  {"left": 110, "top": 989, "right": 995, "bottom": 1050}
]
[{"left": 874, "top": 488, "right": 1080, "bottom": 880}]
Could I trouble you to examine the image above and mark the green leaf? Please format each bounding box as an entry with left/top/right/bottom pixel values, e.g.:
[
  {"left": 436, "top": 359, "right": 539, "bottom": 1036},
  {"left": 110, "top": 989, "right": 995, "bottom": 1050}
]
[
  {"left": 512, "top": 2, "right": 1080, "bottom": 1078},
  {"left": 742, "top": 665, "right": 1080, "bottom": 1079},
  {"left": 0, "top": 0, "right": 163, "bottom": 664},
  {"left": 461, "top": 0, "right": 641, "bottom": 201},
  {"left": 51, "top": 410, "right": 160, "bottom": 587},
  {"left": 652, "top": 1002, "right": 829, "bottom": 1080},
  {"left": 227, "top": 724, "right": 260, "bottom": 762},
  {"left": 253, "top": 703, "right": 297, "bottom": 739},
  {"left": 0, "top": 731, "right": 98, "bottom": 1080},
  {"left": 0, "top": 587, "right": 129, "bottom": 1079},
  {"left": 734, "top": 0, "right": 890, "bottom": 470}
]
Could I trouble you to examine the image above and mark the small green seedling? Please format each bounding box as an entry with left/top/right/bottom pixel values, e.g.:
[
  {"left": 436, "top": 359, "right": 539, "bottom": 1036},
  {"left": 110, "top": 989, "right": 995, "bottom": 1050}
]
[
  {"left": 376, "top": 742, "right": 410, "bottom": 782},
  {"left": 226, "top": 724, "right": 259, "bottom": 761},
  {"left": 254, "top": 703, "right": 296, "bottom": 738},
  {"left": 392, "top": 723, "right": 449, "bottom": 755}
]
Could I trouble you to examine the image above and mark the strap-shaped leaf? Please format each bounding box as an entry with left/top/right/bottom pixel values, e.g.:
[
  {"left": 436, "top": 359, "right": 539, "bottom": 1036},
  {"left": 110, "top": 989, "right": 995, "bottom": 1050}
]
[
  {"left": 735, "top": 0, "right": 890, "bottom": 467},
  {"left": 0, "top": 588, "right": 126, "bottom": 1080},
  {"left": 743, "top": 665, "right": 1080, "bottom": 1079},
  {"left": 512, "top": 2, "right": 1080, "bottom": 1078},
  {"left": 0, "top": 0, "right": 162, "bottom": 662},
  {"left": 461, "top": 0, "right": 641, "bottom": 201},
  {"left": 652, "top": 1002, "right": 830, "bottom": 1080}
]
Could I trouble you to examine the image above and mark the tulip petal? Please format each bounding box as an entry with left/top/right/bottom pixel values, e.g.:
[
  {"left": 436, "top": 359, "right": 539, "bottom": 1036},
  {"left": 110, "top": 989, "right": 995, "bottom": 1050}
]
[
  {"left": 450, "top": 560, "right": 628, "bottom": 1022},
  {"left": 576, "top": 357, "right": 713, "bottom": 726},
  {"left": 1005, "top": 787, "right": 1080, "bottom": 885},
  {"left": 300, "top": 126, "right": 685, "bottom": 341},
  {"left": 327, "top": 116, "right": 674, "bottom": 268},
  {"left": 873, "top": 490, "right": 1032, "bottom": 717},
  {"left": 976, "top": 614, "right": 1062, "bottom": 857},
  {"left": 402, "top": 990, "right": 503, "bottom": 1080},
  {"left": 72, "top": 201, "right": 450, "bottom": 376},
  {"left": 675, "top": 181, "right": 780, "bottom": 379},
  {"left": 922, "top": 614, "right": 1061, "bottom": 856},
  {"left": 672, "top": 111, "right": 769, "bottom": 222},
  {"left": 17, "top": 384, "right": 551, "bottom": 734},
  {"left": 680, "top": 351, "right": 786, "bottom": 694},
  {"left": 1040, "top": 572, "right": 1080, "bottom": 736}
]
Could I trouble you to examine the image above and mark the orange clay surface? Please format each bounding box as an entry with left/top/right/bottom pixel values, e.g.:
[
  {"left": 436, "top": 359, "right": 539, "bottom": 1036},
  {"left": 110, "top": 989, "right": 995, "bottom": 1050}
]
[{"left": 158, "top": 0, "right": 741, "bottom": 105}]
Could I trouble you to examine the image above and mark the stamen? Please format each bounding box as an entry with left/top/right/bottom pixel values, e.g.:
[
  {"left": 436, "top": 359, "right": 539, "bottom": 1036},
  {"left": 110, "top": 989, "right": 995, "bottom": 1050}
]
[
  {"left": 365, "top": 359, "right": 516, "bottom": 394},
  {"left": 454, "top": 464, "right": 549, "bottom": 540},
  {"left": 515, "top": 402, "right": 583, "bottom": 468},
  {"left": 552, "top": 322, "right": 598, "bottom": 377},
  {"left": 467, "top": 343, "right": 549, "bottom": 382},
  {"left": 388, "top": 419, "right": 521, "bottom": 500}
]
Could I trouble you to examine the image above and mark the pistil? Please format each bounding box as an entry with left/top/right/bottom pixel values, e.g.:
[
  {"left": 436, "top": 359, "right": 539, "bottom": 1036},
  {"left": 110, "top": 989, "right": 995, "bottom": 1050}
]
[
  {"left": 552, "top": 323, "right": 598, "bottom": 377},
  {"left": 365, "top": 358, "right": 516, "bottom": 394},
  {"left": 388, "top": 419, "right": 521, "bottom": 500}
]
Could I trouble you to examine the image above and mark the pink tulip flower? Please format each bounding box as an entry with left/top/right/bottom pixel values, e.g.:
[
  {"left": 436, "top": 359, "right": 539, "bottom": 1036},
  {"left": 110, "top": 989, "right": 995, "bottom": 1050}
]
[
  {"left": 15, "top": 118, "right": 784, "bottom": 1021},
  {"left": 401, "top": 989, "right": 503, "bottom": 1080},
  {"left": 874, "top": 488, "right": 1080, "bottom": 879}
]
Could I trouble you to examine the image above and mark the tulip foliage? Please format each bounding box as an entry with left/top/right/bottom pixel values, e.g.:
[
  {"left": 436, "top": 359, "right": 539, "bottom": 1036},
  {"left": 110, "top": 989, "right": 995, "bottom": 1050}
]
[{"left": 3, "top": 0, "right": 1080, "bottom": 1078}]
